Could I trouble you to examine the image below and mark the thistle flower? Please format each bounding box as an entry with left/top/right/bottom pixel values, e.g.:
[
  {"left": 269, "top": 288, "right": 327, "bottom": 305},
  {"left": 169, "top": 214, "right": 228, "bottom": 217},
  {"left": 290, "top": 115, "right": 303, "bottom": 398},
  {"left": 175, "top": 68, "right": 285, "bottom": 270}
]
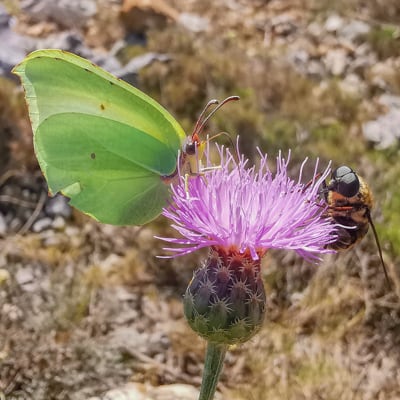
[
  {"left": 160, "top": 145, "right": 337, "bottom": 261},
  {"left": 158, "top": 144, "right": 338, "bottom": 400},
  {"left": 158, "top": 144, "right": 338, "bottom": 341}
]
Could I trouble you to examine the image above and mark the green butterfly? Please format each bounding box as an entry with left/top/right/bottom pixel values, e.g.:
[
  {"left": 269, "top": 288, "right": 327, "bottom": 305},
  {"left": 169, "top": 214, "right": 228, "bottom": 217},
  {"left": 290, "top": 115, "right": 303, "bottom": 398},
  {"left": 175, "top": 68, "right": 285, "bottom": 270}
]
[{"left": 13, "top": 49, "right": 238, "bottom": 225}]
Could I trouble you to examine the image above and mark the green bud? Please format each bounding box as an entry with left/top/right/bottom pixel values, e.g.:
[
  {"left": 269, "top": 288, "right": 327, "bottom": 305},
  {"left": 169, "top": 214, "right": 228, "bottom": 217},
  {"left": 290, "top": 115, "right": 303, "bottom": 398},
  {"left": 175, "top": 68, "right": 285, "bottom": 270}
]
[{"left": 183, "top": 247, "right": 266, "bottom": 345}]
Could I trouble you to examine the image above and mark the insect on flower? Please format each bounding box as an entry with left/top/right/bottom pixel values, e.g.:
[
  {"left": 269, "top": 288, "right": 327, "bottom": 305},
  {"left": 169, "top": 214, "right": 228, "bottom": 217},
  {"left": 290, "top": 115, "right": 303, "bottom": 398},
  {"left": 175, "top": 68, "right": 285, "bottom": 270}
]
[
  {"left": 321, "top": 165, "right": 390, "bottom": 287},
  {"left": 159, "top": 144, "right": 338, "bottom": 261},
  {"left": 179, "top": 96, "right": 240, "bottom": 177}
]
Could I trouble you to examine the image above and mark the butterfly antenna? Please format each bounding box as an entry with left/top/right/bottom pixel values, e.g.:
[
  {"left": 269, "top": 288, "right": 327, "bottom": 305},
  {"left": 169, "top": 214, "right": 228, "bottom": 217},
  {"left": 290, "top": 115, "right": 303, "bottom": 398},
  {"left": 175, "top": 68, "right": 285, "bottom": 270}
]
[
  {"left": 192, "top": 99, "right": 219, "bottom": 136},
  {"left": 366, "top": 210, "right": 391, "bottom": 290},
  {"left": 194, "top": 96, "right": 240, "bottom": 136}
]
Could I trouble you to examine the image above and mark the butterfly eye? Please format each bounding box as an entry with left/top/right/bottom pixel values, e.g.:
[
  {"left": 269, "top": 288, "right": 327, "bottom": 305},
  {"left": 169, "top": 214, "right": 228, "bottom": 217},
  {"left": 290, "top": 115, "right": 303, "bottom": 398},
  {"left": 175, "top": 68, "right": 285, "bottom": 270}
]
[
  {"left": 330, "top": 166, "right": 360, "bottom": 198},
  {"left": 185, "top": 141, "right": 198, "bottom": 156}
]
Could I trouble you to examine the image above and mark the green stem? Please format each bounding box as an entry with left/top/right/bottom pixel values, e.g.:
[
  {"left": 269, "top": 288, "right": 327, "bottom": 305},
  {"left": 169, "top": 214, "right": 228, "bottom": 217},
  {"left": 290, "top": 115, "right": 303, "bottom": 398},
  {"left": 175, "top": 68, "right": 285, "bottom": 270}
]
[{"left": 198, "top": 342, "right": 228, "bottom": 400}]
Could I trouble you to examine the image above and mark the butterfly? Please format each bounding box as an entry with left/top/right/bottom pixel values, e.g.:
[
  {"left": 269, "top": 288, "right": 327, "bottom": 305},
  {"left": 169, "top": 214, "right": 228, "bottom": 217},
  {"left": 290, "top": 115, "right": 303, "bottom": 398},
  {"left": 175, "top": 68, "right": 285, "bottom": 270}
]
[{"left": 13, "top": 49, "right": 238, "bottom": 225}]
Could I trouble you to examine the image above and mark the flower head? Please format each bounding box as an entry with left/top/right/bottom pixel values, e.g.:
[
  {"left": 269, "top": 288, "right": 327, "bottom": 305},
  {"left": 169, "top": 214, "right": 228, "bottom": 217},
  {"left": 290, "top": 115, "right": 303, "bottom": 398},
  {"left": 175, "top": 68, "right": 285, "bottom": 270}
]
[{"left": 159, "top": 144, "right": 337, "bottom": 261}]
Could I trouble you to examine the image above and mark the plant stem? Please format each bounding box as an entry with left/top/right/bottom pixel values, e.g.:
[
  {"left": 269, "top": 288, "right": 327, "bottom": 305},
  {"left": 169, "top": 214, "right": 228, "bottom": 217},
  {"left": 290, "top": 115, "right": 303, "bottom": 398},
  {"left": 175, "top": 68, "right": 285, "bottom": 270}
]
[{"left": 198, "top": 342, "right": 228, "bottom": 400}]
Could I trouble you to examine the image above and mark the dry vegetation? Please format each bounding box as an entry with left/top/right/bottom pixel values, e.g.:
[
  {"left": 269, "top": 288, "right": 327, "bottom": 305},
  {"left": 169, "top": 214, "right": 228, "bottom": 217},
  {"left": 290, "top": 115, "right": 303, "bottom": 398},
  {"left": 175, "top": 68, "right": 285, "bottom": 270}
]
[{"left": 1, "top": 0, "right": 400, "bottom": 399}]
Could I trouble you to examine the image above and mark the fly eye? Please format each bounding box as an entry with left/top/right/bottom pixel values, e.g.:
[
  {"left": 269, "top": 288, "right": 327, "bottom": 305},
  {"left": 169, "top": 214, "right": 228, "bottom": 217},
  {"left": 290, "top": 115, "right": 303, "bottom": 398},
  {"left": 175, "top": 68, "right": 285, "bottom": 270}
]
[
  {"left": 332, "top": 165, "right": 353, "bottom": 180},
  {"left": 330, "top": 166, "right": 360, "bottom": 197}
]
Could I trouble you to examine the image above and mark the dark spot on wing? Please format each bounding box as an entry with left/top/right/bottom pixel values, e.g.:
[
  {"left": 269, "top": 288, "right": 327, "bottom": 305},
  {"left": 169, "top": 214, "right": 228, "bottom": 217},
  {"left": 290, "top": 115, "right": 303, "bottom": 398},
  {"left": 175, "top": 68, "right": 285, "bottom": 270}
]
[
  {"left": 91, "top": 152, "right": 96, "bottom": 159},
  {"left": 109, "top": 81, "right": 114, "bottom": 86},
  {"left": 100, "top": 104, "right": 105, "bottom": 110}
]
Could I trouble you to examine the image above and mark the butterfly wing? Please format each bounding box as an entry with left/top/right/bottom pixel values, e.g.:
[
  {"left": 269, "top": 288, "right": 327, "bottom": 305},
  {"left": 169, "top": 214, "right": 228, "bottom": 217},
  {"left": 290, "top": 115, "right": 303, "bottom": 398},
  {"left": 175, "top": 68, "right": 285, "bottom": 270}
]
[{"left": 13, "top": 49, "right": 186, "bottom": 225}]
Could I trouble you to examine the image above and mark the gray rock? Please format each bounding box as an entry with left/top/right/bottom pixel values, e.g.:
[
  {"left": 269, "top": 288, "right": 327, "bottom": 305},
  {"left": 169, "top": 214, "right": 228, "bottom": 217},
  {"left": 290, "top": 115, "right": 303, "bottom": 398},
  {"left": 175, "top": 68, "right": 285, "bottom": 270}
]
[
  {"left": 0, "top": 213, "right": 6, "bottom": 236},
  {"left": 20, "top": 0, "right": 97, "bottom": 28},
  {"left": 324, "top": 48, "right": 348, "bottom": 76},
  {"left": 368, "top": 59, "right": 399, "bottom": 90},
  {"left": 307, "top": 21, "right": 324, "bottom": 38},
  {"left": 379, "top": 94, "right": 400, "bottom": 109},
  {"left": 34, "top": 32, "right": 163, "bottom": 85},
  {"left": 148, "top": 384, "right": 202, "bottom": 400},
  {"left": 324, "top": 14, "right": 370, "bottom": 41},
  {"left": 15, "top": 266, "right": 35, "bottom": 285},
  {"left": 307, "top": 60, "right": 325, "bottom": 78},
  {"left": 0, "top": 3, "right": 11, "bottom": 27},
  {"left": 178, "top": 13, "right": 209, "bottom": 33},
  {"left": 325, "top": 14, "right": 345, "bottom": 32},
  {"left": 108, "top": 326, "right": 169, "bottom": 357},
  {"left": 350, "top": 46, "right": 377, "bottom": 74},
  {"left": 340, "top": 20, "right": 370, "bottom": 41},
  {"left": 363, "top": 111, "right": 400, "bottom": 148},
  {"left": 2, "top": 303, "right": 23, "bottom": 322},
  {"left": 339, "top": 73, "right": 366, "bottom": 96},
  {"left": 91, "top": 53, "right": 122, "bottom": 74},
  {"left": 44, "top": 195, "right": 72, "bottom": 219},
  {"left": 287, "top": 48, "right": 310, "bottom": 74},
  {"left": 89, "top": 383, "right": 213, "bottom": 400},
  {"left": 91, "top": 384, "right": 147, "bottom": 400},
  {"left": 32, "top": 217, "right": 53, "bottom": 232},
  {"left": 0, "top": 5, "right": 34, "bottom": 78},
  {"left": 37, "top": 31, "right": 89, "bottom": 56},
  {"left": 51, "top": 216, "right": 66, "bottom": 230},
  {"left": 36, "top": 31, "right": 123, "bottom": 72},
  {"left": 110, "top": 52, "right": 170, "bottom": 83}
]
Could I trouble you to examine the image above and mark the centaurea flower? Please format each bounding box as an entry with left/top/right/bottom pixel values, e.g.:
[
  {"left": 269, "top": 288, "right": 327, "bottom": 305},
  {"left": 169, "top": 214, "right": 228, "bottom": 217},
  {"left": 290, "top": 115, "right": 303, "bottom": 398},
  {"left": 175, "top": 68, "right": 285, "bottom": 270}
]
[
  {"left": 158, "top": 143, "right": 338, "bottom": 400},
  {"left": 160, "top": 145, "right": 337, "bottom": 261}
]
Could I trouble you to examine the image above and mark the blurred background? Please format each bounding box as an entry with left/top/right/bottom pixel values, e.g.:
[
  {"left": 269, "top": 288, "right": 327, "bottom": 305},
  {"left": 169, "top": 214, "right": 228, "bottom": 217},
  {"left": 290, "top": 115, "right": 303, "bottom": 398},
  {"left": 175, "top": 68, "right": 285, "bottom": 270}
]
[{"left": 1, "top": 0, "right": 400, "bottom": 399}]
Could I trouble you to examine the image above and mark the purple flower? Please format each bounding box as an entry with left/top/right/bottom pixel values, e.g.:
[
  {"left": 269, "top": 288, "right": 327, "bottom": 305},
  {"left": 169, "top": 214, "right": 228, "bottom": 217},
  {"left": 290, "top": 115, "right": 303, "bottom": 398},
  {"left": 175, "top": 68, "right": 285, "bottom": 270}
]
[{"left": 159, "top": 144, "right": 337, "bottom": 261}]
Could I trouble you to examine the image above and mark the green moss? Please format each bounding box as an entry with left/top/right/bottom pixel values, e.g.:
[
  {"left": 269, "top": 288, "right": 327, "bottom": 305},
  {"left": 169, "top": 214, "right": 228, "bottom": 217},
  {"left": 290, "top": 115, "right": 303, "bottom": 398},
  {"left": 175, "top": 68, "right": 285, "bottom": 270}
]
[
  {"left": 366, "top": 26, "right": 400, "bottom": 59},
  {"left": 261, "top": 117, "right": 297, "bottom": 155},
  {"left": 383, "top": 203, "right": 400, "bottom": 256},
  {"left": 308, "top": 121, "right": 362, "bottom": 163},
  {"left": 139, "top": 53, "right": 208, "bottom": 119},
  {"left": 363, "top": 150, "right": 400, "bottom": 257},
  {"left": 381, "top": 165, "right": 400, "bottom": 257}
]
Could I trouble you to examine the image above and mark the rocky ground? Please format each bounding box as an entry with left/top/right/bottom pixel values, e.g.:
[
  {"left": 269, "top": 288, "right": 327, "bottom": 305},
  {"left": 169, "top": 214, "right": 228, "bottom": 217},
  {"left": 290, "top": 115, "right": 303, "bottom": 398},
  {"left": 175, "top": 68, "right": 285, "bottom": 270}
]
[{"left": 1, "top": 0, "right": 400, "bottom": 399}]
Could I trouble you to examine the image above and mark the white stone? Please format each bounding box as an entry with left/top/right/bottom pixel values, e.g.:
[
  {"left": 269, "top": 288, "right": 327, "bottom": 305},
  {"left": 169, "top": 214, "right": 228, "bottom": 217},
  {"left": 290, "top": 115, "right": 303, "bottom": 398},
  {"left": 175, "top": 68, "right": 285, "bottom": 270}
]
[{"left": 325, "top": 14, "right": 344, "bottom": 32}]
